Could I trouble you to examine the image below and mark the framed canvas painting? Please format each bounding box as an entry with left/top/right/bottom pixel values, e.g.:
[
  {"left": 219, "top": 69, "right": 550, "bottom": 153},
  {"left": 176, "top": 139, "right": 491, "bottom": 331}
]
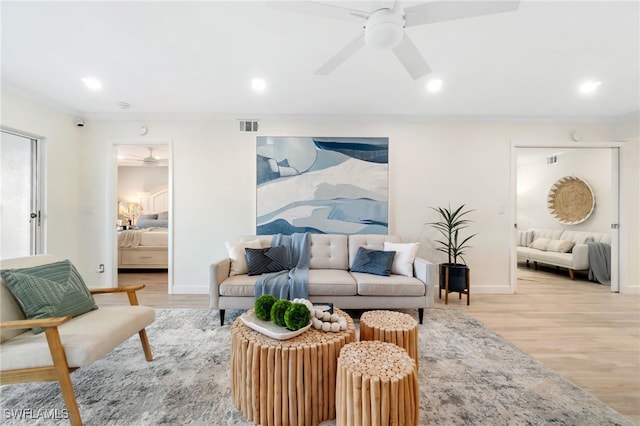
[{"left": 256, "top": 136, "right": 388, "bottom": 235}]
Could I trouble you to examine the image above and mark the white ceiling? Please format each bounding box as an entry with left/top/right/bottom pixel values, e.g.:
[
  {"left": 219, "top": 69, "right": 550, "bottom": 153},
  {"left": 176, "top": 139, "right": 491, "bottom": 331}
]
[{"left": 1, "top": 1, "right": 638, "bottom": 121}]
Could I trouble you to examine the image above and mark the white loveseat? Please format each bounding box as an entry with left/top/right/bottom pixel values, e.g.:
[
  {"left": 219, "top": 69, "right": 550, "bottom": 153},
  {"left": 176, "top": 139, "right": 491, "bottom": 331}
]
[
  {"left": 210, "top": 234, "right": 437, "bottom": 325},
  {"left": 516, "top": 228, "right": 611, "bottom": 279}
]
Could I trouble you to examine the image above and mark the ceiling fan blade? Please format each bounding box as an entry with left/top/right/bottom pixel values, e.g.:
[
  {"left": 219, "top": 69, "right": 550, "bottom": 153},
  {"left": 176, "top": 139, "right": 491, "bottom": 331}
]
[
  {"left": 269, "top": 1, "right": 368, "bottom": 22},
  {"left": 315, "top": 34, "right": 365, "bottom": 75},
  {"left": 404, "top": 1, "right": 520, "bottom": 27},
  {"left": 391, "top": 34, "right": 432, "bottom": 80}
]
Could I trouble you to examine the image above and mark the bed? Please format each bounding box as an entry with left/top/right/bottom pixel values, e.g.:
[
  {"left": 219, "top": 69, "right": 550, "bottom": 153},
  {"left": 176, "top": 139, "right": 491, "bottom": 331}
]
[{"left": 118, "top": 185, "right": 169, "bottom": 269}]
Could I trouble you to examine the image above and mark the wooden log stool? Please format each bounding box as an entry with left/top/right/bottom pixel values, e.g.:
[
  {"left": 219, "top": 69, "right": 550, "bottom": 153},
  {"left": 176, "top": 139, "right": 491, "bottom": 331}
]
[
  {"left": 336, "top": 341, "right": 419, "bottom": 426},
  {"left": 360, "top": 310, "right": 419, "bottom": 369},
  {"left": 231, "top": 308, "right": 356, "bottom": 426}
]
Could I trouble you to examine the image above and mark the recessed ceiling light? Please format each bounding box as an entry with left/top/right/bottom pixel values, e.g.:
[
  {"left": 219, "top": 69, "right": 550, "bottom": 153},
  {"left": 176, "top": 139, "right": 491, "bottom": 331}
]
[
  {"left": 251, "top": 78, "right": 267, "bottom": 92},
  {"left": 426, "top": 79, "right": 443, "bottom": 93},
  {"left": 82, "top": 77, "right": 102, "bottom": 90},
  {"left": 579, "top": 80, "right": 602, "bottom": 94}
]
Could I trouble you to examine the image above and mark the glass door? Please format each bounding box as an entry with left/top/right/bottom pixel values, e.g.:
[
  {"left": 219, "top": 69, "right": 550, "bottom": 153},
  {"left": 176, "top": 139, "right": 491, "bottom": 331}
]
[{"left": 0, "top": 130, "right": 42, "bottom": 258}]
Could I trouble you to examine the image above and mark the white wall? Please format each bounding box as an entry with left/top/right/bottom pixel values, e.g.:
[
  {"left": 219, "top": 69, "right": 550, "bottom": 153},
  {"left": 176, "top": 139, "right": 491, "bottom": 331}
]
[
  {"left": 117, "top": 166, "right": 168, "bottom": 204},
  {"left": 517, "top": 148, "right": 612, "bottom": 232},
  {"left": 2, "top": 91, "right": 638, "bottom": 294}
]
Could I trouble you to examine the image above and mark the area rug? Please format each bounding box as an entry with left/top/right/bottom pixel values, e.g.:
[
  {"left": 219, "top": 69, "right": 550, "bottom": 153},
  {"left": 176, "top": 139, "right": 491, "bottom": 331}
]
[{"left": 0, "top": 308, "right": 633, "bottom": 426}]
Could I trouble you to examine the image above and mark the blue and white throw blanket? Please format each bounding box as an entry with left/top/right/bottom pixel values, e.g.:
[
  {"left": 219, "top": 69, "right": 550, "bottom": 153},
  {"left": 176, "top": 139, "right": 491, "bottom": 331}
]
[{"left": 255, "top": 232, "right": 311, "bottom": 300}]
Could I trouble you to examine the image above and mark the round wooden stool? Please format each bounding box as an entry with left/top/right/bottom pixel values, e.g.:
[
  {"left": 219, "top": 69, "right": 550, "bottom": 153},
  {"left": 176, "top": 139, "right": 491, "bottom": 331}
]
[
  {"left": 231, "top": 308, "right": 356, "bottom": 426},
  {"left": 336, "top": 341, "right": 419, "bottom": 426},
  {"left": 360, "top": 310, "right": 419, "bottom": 368}
]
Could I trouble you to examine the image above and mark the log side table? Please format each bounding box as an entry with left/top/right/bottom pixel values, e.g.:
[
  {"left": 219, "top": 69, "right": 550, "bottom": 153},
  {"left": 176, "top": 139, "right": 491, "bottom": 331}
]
[
  {"left": 360, "top": 310, "right": 419, "bottom": 368},
  {"left": 336, "top": 341, "right": 419, "bottom": 426},
  {"left": 231, "top": 308, "right": 356, "bottom": 426}
]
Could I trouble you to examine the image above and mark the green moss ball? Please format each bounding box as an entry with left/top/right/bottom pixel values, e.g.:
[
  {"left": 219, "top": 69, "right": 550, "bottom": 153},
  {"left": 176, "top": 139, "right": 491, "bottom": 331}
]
[
  {"left": 270, "top": 299, "right": 292, "bottom": 327},
  {"left": 284, "top": 303, "right": 311, "bottom": 331},
  {"left": 254, "top": 294, "right": 277, "bottom": 321}
]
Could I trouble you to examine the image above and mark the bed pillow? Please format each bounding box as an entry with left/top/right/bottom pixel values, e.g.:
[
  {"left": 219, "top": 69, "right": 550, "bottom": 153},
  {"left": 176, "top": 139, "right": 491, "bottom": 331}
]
[
  {"left": 529, "top": 238, "right": 550, "bottom": 250},
  {"left": 0, "top": 260, "right": 98, "bottom": 334},
  {"left": 157, "top": 211, "right": 169, "bottom": 220},
  {"left": 383, "top": 242, "right": 418, "bottom": 277},
  {"left": 225, "top": 239, "right": 262, "bottom": 276},
  {"left": 546, "top": 239, "right": 575, "bottom": 253},
  {"left": 351, "top": 247, "right": 396, "bottom": 277},
  {"left": 245, "top": 246, "right": 289, "bottom": 276}
]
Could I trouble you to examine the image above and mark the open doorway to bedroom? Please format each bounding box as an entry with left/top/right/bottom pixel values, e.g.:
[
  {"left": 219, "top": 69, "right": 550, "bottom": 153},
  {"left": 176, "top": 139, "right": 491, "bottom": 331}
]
[
  {"left": 512, "top": 144, "right": 620, "bottom": 293},
  {"left": 109, "top": 140, "right": 172, "bottom": 294}
]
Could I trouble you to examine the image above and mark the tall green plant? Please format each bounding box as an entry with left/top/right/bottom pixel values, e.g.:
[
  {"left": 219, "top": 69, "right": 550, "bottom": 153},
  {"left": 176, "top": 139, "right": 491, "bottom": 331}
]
[{"left": 429, "top": 204, "right": 476, "bottom": 265}]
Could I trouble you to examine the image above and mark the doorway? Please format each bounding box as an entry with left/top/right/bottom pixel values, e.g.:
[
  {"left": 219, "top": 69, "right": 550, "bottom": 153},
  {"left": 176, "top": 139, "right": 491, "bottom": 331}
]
[
  {"left": 511, "top": 143, "right": 621, "bottom": 293},
  {"left": 0, "top": 129, "right": 43, "bottom": 258},
  {"left": 107, "top": 139, "right": 172, "bottom": 293}
]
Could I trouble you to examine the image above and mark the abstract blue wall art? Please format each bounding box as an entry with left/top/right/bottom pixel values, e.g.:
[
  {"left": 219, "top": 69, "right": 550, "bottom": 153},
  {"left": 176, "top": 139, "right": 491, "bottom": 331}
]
[{"left": 256, "top": 136, "right": 389, "bottom": 235}]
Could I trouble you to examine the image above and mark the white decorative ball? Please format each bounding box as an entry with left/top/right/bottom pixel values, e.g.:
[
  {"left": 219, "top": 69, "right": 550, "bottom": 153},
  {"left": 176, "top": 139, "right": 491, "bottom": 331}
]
[
  {"left": 331, "top": 322, "right": 340, "bottom": 332},
  {"left": 322, "top": 312, "right": 331, "bottom": 322},
  {"left": 339, "top": 322, "right": 347, "bottom": 331},
  {"left": 322, "top": 322, "right": 331, "bottom": 332},
  {"left": 330, "top": 313, "right": 340, "bottom": 323}
]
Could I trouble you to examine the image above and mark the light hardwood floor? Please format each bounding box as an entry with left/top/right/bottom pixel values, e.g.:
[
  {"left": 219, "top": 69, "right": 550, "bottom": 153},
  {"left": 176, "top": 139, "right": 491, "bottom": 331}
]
[{"left": 108, "top": 266, "right": 640, "bottom": 423}]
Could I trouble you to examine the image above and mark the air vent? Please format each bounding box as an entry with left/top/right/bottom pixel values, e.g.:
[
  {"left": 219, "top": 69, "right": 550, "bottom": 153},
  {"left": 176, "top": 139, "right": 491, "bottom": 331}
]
[
  {"left": 546, "top": 155, "right": 558, "bottom": 165},
  {"left": 238, "top": 120, "right": 259, "bottom": 132}
]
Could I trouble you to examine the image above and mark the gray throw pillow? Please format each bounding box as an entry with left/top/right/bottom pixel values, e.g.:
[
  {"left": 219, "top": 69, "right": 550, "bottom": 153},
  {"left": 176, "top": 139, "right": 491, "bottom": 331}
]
[
  {"left": 245, "top": 246, "right": 289, "bottom": 276},
  {"left": 351, "top": 247, "right": 396, "bottom": 276},
  {"left": 0, "top": 259, "right": 98, "bottom": 334}
]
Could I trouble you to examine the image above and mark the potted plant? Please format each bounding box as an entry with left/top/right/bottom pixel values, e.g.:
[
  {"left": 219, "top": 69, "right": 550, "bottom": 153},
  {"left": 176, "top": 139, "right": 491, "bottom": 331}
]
[{"left": 428, "top": 204, "right": 476, "bottom": 294}]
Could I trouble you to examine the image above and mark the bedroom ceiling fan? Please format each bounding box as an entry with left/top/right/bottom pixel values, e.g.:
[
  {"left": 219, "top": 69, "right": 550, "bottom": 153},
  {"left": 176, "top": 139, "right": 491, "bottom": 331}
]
[
  {"left": 131, "top": 147, "right": 168, "bottom": 167},
  {"left": 275, "top": 0, "right": 521, "bottom": 80}
]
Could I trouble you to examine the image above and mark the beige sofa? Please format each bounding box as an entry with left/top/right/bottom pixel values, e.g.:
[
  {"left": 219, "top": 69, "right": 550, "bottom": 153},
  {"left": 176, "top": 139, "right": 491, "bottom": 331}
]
[
  {"left": 516, "top": 228, "right": 611, "bottom": 279},
  {"left": 210, "top": 234, "right": 437, "bottom": 325},
  {"left": 0, "top": 255, "right": 155, "bottom": 426}
]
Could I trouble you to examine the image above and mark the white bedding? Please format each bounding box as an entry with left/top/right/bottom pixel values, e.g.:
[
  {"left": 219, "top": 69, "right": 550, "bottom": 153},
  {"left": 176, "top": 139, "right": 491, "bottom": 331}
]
[{"left": 118, "top": 228, "right": 168, "bottom": 248}]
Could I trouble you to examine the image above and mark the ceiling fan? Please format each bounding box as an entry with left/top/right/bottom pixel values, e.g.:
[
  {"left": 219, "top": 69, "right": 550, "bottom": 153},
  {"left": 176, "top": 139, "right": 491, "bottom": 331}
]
[
  {"left": 275, "top": 0, "right": 521, "bottom": 80},
  {"left": 131, "top": 147, "right": 167, "bottom": 167}
]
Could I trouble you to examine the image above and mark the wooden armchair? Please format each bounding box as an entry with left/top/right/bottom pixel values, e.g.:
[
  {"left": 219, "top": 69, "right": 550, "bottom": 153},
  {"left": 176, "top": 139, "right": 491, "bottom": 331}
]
[{"left": 0, "top": 255, "right": 155, "bottom": 426}]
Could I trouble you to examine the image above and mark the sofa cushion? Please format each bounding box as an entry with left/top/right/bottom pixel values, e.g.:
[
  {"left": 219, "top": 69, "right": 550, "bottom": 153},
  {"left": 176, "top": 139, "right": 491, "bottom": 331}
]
[
  {"left": 546, "top": 239, "right": 575, "bottom": 253},
  {"left": 245, "top": 246, "right": 289, "bottom": 275},
  {"left": 225, "top": 239, "right": 261, "bottom": 276},
  {"left": 219, "top": 274, "right": 262, "bottom": 297},
  {"left": 309, "top": 234, "right": 348, "bottom": 270},
  {"left": 383, "top": 242, "right": 418, "bottom": 277},
  {"left": 517, "top": 230, "right": 534, "bottom": 247},
  {"left": 0, "top": 305, "right": 155, "bottom": 370},
  {"left": 308, "top": 270, "right": 357, "bottom": 296},
  {"left": 529, "top": 238, "right": 551, "bottom": 250},
  {"left": 0, "top": 260, "right": 98, "bottom": 334},
  {"left": 351, "top": 248, "right": 395, "bottom": 276},
  {"left": 352, "top": 272, "right": 426, "bottom": 297},
  {"left": 348, "top": 235, "right": 401, "bottom": 268}
]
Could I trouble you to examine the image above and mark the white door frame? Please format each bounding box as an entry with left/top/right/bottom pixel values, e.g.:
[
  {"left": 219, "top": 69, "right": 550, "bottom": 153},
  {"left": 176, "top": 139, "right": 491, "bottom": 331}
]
[
  {"left": 106, "top": 138, "right": 173, "bottom": 293},
  {"left": 510, "top": 141, "right": 622, "bottom": 293}
]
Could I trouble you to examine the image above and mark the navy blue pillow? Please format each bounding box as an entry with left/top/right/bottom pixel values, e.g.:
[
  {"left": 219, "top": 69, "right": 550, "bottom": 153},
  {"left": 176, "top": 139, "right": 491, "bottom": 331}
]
[
  {"left": 351, "top": 247, "right": 396, "bottom": 276},
  {"left": 245, "top": 246, "right": 289, "bottom": 276}
]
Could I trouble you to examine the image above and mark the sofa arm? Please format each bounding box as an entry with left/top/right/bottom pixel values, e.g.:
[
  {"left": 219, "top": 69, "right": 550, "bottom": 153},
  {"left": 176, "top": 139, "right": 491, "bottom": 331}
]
[
  {"left": 90, "top": 285, "right": 146, "bottom": 306},
  {"left": 209, "top": 258, "right": 231, "bottom": 309},
  {"left": 0, "top": 316, "right": 71, "bottom": 331},
  {"left": 413, "top": 257, "right": 437, "bottom": 307},
  {"left": 572, "top": 244, "right": 590, "bottom": 270}
]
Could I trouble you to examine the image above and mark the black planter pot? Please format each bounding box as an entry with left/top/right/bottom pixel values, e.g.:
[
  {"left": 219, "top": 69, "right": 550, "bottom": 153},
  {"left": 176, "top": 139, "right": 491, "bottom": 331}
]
[{"left": 439, "top": 263, "right": 469, "bottom": 292}]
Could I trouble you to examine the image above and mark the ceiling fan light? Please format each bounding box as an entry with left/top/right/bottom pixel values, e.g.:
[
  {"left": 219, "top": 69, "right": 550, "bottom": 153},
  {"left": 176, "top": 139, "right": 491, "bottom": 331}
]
[{"left": 365, "top": 9, "right": 404, "bottom": 50}]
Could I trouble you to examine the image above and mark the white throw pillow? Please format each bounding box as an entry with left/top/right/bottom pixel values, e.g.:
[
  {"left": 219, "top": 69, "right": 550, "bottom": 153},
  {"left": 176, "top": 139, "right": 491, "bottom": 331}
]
[
  {"left": 383, "top": 242, "right": 419, "bottom": 277},
  {"left": 528, "top": 238, "right": 550, "bottom": 251},
  {"left": 225, "top": 239, "right": 261, "bottom": 276},
  {"left": 546, "top": 239, "right": 575, "bottom": 253}
]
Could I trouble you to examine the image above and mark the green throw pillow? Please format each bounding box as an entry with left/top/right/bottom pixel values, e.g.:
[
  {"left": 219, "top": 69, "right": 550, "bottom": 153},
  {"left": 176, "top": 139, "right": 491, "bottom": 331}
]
[{"left": 0, "top": 259, "right": 98, "bottom": 334}]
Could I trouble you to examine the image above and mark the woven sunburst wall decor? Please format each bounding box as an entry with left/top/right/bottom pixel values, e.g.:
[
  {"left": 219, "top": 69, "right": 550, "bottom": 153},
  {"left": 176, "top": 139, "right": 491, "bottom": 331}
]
[{"left": 547, "top": 176, "right": 595, "bottom": 224}]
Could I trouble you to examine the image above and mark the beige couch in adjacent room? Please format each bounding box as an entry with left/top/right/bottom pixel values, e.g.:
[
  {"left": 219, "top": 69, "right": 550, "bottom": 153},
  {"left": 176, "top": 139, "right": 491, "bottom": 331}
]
[
  {"left": 516, "top": 228, "right": 611, "bottom": 279},
  {"left": 210, "top": 234, "right": 437, "bottom": 325}
]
